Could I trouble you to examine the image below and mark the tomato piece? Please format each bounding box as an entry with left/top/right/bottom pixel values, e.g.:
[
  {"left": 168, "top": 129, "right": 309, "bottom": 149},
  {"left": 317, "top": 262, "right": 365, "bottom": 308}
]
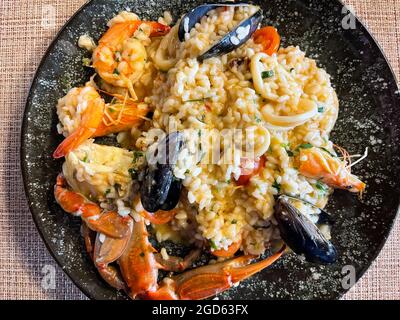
[
  {"left": 253, "top": 26, "right": 280, "bottom": 55},
  {"left": 236, "top": 156, "right": 265, "bottom": 186}
]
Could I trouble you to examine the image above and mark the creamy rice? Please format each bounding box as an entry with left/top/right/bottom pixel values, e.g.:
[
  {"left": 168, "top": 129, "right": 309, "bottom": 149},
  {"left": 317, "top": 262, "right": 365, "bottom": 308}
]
[
  {"left": 132, "top": 6, "right": 338, "bottom": 254},
  {"left": 67, "top": 6, "right": 339, "bottom": 256}
]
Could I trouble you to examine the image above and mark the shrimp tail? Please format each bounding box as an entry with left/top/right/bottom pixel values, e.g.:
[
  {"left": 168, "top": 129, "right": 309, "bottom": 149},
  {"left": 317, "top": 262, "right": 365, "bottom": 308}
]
[{"left": 53, "top": 126, "right": 96, "bottom": 158}]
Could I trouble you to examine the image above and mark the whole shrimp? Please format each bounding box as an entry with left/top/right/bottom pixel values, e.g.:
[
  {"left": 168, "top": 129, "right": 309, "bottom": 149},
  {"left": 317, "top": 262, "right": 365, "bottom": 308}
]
[
  {"left": 92, "top": 20, "right": 170, "bottom": 99},
  {"left": 298, "top": 147, "right": 366, "bottom": 193},
  {"left": 53, "top": 84, "right": 149, "bottom": 158}
]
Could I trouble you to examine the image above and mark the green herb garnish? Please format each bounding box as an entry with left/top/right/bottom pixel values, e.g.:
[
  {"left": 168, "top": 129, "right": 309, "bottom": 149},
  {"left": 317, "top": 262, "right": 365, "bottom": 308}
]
[
  {"left": 261, "top": 70, "right": 274, "bottom": 79},
  {"left": 183, "top": 97, "right": 212, "bottom": 103},
  {"left": 105, "top": 189, "right": 111, "bottom": 196},
  {"left": 319, "top": 147, "right": 336, "bottom": 157},
  {"left": 128, "top": 168, "right": 137, "bottom": 180},
  {"left": 318, "top": 105, "right": 325, "bottom": 113},
  {"left": 272, "top": 180, "right": 281, "bottom": 193},
  {"left": 255, "top": 115, "right": 262, "bottom": 123},
  {"left": 132, "top": 151, "right": 144, "bottom": 163},
  {"left": 286, "top": 149, "right": 294, "bottom": 157},
  {"left": 315, "top": 180, "right": 328, "bottom": 193},
  {"left": 139, "top": 252, "right": 145, "bottom": 257},
  {"left": 82, "top": 57, "right": 91, "bottom": 67},
  {"left": 113, "top": 68, "right": 120, "bottom": 75},
  {"left": 296, "top": 143, "right": 313, "bottom": 150},
  {"left": 82, "top": 154, "right": 88, "bottom": 162},
  {"left": 210, "top": 240, "right": 218, "bottom": 250},
  {"left": 281, "top": 143, "right": 294, "bottom": 156},
  {"left": 231, "top": 219, "right": 238, "bottom": 224}
]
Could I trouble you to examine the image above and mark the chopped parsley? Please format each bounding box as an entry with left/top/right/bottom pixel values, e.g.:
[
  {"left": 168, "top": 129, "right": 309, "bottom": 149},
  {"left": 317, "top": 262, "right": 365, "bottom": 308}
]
[
  {"left": 315, "top": 180, "right": 328, "bottom": 193},
  {"left": 317, "top": 105, "right": 325, "bottom": 113},
  {"left": 107, "top": 107, "right": 115, "bottom": 113},
  {"left": 128, "top": 167, "right": 137, "bottom": 180},
  {"left": 261, "top": 70, "right": 274, "bottom": 79},
  {"left": 286, "top": 149, "right": 294, "bottom": 157},
  {"left": 210, "top": 240, "right": 218, "bottom": 250},
  {"left": 281, "top": 143, "right": 294, "bottom": 156},
  {"left": 295, "top": 143, "right": 313, "bottom": 151},
  {"left": 82, "top": 154, "right": 88, "bottom": 162},
  {"left": 132, "top": 151, "right": 144, "bottom": 163},
  {"left": 231, "top": 219, "right": 238, "bottom": 224},
  {"left": 113, "top": 68, "right": 120, "bottom": 75},
  {"left": 105, "top": 189, "right": 111, "bottom": 196},
  {"left": 255, "top": 115, "right": 262, "bottom": 123},
  {"left": 226, "top": 178, "right": 231, "bottom": 184},
  {"left": 139, "top": 252, "right": 145, "bottom": 257},
  {"left": 319, "top": 147, "right": 336, "bottom": 157},
  {"left": 272, "top": 180, "right": 281, "bottom": 193},
  {"left": 183, "top": 97, "right": 212, "bottom": 103},
  {"left": 82, "top": 57, "right": 91, "bottom": 67}
]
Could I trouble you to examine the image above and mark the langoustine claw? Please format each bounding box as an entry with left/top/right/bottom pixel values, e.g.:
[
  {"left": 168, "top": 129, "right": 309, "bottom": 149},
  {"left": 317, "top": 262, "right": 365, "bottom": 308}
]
[
  {"left": 116, "top": 216, "right": 285, "bottom": 300},
  {"left": 54, "top": 174, "right": 131, "bottom": 238},
  {"left": 145, "top": 246, "right": 286, "bottom": 300},
  {"left": 93, "top": 223, "right": 133, "bottom": 291}
]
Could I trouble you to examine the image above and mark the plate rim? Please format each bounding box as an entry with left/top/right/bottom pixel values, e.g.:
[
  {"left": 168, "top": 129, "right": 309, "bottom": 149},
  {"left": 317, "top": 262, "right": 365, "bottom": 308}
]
[{"left": 20, "top": 0, "right": 400, "bottom": 300}]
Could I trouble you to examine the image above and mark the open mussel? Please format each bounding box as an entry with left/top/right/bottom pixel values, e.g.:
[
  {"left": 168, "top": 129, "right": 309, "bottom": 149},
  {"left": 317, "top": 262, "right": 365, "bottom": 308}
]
[
  {"left": 274, "top": 196, "right": 337, "bottom": 264},
  {"left": 178, "top": 3, "right": 262, "bottom": 62},
  {"left": 178, "top": 2, "right": 251, "bottom": 41},
  {"left": 140, "top": 132, "right": 184, "bottom": 213}
]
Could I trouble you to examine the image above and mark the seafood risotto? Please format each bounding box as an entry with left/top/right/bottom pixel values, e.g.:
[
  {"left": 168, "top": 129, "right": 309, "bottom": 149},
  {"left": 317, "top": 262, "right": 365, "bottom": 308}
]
[{"left": 52, "top": 2, "right": 366, "bottom": 299}]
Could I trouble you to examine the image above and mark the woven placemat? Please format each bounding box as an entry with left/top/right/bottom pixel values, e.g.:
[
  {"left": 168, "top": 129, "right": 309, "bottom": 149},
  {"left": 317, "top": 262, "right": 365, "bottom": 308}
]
[{"left": 0, "top": 0, "right": 398, "bottom": 300}]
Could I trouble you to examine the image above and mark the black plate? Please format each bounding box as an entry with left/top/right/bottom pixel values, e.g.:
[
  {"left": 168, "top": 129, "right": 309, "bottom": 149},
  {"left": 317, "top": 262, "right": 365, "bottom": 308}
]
[{"left": 21, "top": 0, "right": 400, "bottom": 300}]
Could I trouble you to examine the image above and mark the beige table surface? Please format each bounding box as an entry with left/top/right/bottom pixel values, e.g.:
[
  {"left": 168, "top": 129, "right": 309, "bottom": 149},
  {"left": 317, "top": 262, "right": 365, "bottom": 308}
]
[{"left": 0, "top": 0, "right": 399, "bottom": 300}]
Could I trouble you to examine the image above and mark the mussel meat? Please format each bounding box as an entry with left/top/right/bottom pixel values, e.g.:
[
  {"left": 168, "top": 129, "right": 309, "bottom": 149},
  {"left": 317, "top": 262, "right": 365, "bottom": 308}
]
[
  {"left": 140, "top": 132, "right": 184, "bottom": 213},
  {"left": 274, "top": 196, "right": 337, "bottom": 264},
  {"left": 178, "top": 3, "right": 263, "bottom": 62},
  {"left": 178, "top": 2, "right": 251, "bottom": 41}
]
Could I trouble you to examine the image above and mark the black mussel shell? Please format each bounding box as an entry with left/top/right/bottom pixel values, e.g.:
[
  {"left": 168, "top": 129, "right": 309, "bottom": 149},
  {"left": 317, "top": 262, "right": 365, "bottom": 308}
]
[
  {"left": 140, "top": 164, "right": 174, "bottom": 213},
  {"left": 178, "top": 2, "right": 251, "bottom": 41},
  {"left": 279, "top": 195, "right": 335, "bottom": 226},
  {"left": 149, "top": 131, "right": 184, "bottom": 167},
  {"left": 160, "top": 178, "right": 183, "bottom": 211},
  {"left": 274, "top": 196, "right": 338, "bottom": 264},
  {"left": 140, "top": 132, "right": 184, "bottom": 213},
  {"left": 197, "top": 9, "right": 262, "bottom": 62}
]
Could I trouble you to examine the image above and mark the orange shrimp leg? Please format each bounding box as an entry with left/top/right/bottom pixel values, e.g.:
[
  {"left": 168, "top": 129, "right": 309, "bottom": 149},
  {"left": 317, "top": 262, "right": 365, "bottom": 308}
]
[
  {"left": 155, "top": 248, "right": 202, "bottom": 272},
  {"left": 118, "top": 218, "right": 159, "bottom": 298},
  {"left": 82, "top": 223, "right": 96, "bottom": 260},
  {"left": 145, "top": 246, "right": 286, "bottom": 300},
  {"left": 93, "top": 224, "right": 132, "bottom": 291},
  {"left": 54, "top": 174, "right": 131, "bottom": 238},
  {"left": 139, "top": 210, "right": 177, "bottom": 225}
]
